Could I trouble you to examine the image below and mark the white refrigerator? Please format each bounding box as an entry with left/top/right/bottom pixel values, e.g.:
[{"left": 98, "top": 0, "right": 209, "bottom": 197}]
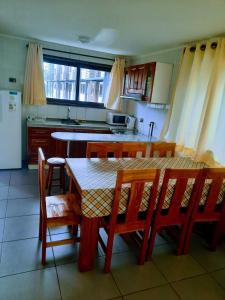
[{"left": 0, "top": 90, "right": 22, "bottom": 169}]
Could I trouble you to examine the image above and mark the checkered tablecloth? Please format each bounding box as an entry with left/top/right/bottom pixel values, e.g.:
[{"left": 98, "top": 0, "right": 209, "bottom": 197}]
[{"left": 66, "top": 157, "right": 225, "bottom": 218}]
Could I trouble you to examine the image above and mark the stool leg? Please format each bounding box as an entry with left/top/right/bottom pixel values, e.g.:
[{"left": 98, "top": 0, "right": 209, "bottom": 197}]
[
  {"left": 47, "top": 165, "right": 53, "bottom": 196},
  {"left": 60, "top": 165, "right": 66, "bottom": 193}
]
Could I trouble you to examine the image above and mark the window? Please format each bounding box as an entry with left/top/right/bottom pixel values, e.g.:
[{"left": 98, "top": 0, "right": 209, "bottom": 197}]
[{"left": 43, "top": 55, "right": 111, "bottom": 108}]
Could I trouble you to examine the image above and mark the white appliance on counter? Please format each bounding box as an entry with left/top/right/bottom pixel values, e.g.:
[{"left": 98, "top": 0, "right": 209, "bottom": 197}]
[
  {"left": 106, "top": 111, "right": 136, "bottom": 130},
  {"left": 0, "top": 90, "right": 22, "bottom": 169}
]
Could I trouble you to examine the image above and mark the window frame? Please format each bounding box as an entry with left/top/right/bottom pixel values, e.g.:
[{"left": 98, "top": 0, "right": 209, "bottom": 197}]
[{"left": 43, "top": 54, "right": 112, "bottom": 108}]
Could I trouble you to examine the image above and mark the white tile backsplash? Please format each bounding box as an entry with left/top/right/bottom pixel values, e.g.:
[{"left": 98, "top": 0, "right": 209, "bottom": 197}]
[
  {"left": 37, "top": 105, "right": 47, "bottom": 118},
  {"left": 126, "top": 101, "right": 167, "bottom": 138},
  {"left": 46, "top": 105, "right": 59, "bottom": 118},
  {"left": 76, "top": 107, "right": 86, "bottom": 120},
  {"left": 23, "top": 104, "right": 109, "bottom": 122},
  {"left": 85, "top": 108, "right": 107, "bottom": 121}
]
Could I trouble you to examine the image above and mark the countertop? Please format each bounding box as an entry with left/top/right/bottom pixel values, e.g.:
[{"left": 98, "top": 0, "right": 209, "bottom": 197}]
[
  {"left": 51, "top": 131, "right": 157, "bottom": 143},
  {"left": 27, "top": 118, "right": 130, "bottom": 132}
]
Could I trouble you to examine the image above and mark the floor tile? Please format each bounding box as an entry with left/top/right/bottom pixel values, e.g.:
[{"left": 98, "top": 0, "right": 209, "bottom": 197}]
[
  {"left": 51, "top": 233, "right": 79, "bottom": 266},
  {"left": 172, "top": 274, "right": 225, "bottom": 300},
  {"left": 99, "top": 229, "right": 132, "bottom": 254},
  {"left": 111, "top": 252, "right": 166, "bottom": 295},
  {"left": 3, "top": 215, "right": 40, "bottom": 241},
  {"left": 152, "top": 244, "right": 205, "bottom": 282},
  {"left": 0, "top": 200, "right": 7, "bottom": 218},
  {"left": 124, "top": 284, "right": 180, "bottom": 300},
  {"left": 49, "top": 225, "right": 69, "bottom": 235},
  {"left": 57, "top": 259, "right": 120, "bottom": 300},
  {"left": 0, "top": 219, "right": 4, "bottom": 242},
  {"left": 0, "top": 186, "right": 9, "bottom": 200},
  {"left": 0, "top": 171, "right": 10, "bottom": 187},
  {"left": 0, "top": 268, "right": 61, "bottom": 300},
  {"left": 52, "top": 232, "right": 103, "bottom": 266},
  {"left": 0, "top": 238, "right": 54, "bottom": 277},
  {"left": 211, "top": 269, "right": 225, "bottom": 289},
  {"left": 10, "top": 169, "right": 38, "bottom": 186},
  {"left": 6, "top": 197, "right": 39, "bottom": 217},
  {"left": 8, "top": 184, "right": 39, "bottom": 199},
  {"left": 190, "top": 241, "right": 225, "bottom": 272}
]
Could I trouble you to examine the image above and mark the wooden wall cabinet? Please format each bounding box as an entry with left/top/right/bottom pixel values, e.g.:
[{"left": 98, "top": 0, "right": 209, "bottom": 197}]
[
  {"left": 124, "top": 62, "right": 173, "bottom": 104},
  {"left": 27, "top": 127, "right": 111, "bottom": 164}
]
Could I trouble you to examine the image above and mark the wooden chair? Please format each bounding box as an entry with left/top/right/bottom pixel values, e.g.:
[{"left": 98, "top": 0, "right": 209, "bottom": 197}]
[
  {"left": 150, "top": 142, "right": 176, "bottom": 157},
  {"left": 120, "top": 142, "right": 147, "bottom": 158},
  {"left": 46, "top": 157, "right": 66, "bottom": 195},
  {"left": 86, "top": 142, "right": 121, "bottom": 158},
  {"left": 38, "top": 148, "right": 81, "bottom": 265},
  {"left": 86, "top": 142, "right": 147, "bottom": 159},
  {"left": 148, "top": 168, "right": 202, "bottom": 258},
  {"left": 183, "top": 168, "right": 225, "bottom": 254},
  {"left": 99, "top": 168, "right": 160, "bottom": 272}
]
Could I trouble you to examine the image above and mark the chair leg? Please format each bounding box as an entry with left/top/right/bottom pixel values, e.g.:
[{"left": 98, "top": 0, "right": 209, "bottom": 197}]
[
  {"left": 47, "top": 165, "right": 53, "bottom": 196},
  {"left": 183, "top": 221, "right": 194, "bottom": 255},
  {"left": 147, "top": 226, "right": 158, "bottom": 260},
  {"left": 211, "top": 221, "right": 224, "bottom": 251},
  {"left": 60, "top": 165, "right": 65, "bottom": 193},
  {"left": 104, "top": 233, "right": 114, "bottom": 273},
  {"left": 177, "top": 224, "right": 187, "bottom": 256},
  {"left": 72, "top": 225, "right": 78, "bottom": 237},
  {"left": 41, "top": 223, "right": 47, "bottom": 265},
  {"left": 139, "top": 229, "right": 150, "bottom": 265},
  {"left": 39, "top": 211, "right": 43, "bottom": 241}
]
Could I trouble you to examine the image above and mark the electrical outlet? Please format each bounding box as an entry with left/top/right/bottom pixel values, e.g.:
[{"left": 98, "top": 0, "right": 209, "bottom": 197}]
[{"left": 139, "top": 118, "right": 144, "bottom": 123}]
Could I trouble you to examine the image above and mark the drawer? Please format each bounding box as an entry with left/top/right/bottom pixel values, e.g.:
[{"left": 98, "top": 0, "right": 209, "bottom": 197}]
[{"left": 28, "top": 127, "right": 50, "bottom": 136}]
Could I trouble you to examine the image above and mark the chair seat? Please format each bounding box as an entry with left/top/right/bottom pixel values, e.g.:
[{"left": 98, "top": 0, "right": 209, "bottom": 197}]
[
  {"left": 46, "top": 193, "right": 81, "bottom": 225},
  {"left": 47, "top": 157, "right": 65, "bottom": 165}
]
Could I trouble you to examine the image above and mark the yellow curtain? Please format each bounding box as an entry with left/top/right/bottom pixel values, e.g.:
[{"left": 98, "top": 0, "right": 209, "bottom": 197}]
[
  {"left": 23, "top": 42, "right": 46, "bottom": 105},
  {"left": 104, "top": 57, "right": 125, "bottom": 111},
  {"left": 162, "top": 38, "right": 225, "bottom": 166}
]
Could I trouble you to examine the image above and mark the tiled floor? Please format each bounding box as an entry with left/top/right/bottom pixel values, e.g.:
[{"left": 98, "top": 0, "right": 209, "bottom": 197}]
[{"left": 0, "top": 168, "right": 225, "bottom": 300}]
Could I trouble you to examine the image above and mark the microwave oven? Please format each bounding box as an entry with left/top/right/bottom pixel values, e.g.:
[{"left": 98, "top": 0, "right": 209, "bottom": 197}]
[{"left": 106, "top": 112, "right": 128, "bottom": 126}]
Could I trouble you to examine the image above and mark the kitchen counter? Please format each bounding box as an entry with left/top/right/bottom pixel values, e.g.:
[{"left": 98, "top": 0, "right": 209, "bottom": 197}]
[
  {"left": 51, "top": 131, "right": 157, "bottom": 143},
  {"left": 27, "top": 118, "right": 130, "bottom": 132}
]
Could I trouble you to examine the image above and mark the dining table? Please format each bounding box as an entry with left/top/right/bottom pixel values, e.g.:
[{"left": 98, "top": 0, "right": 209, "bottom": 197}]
[{"left": 65, "top": 156, "right": 215, "bottom": 272}]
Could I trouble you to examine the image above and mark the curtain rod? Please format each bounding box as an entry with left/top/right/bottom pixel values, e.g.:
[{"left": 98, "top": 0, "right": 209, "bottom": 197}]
[
  {"left": 185, "top": 42, "right": 217, "bottom": 53},
  {"left": 26, "top": 44, "right": 115, "bottom": 62}
]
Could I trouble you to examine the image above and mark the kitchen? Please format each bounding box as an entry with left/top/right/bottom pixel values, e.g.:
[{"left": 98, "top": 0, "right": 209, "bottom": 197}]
[{"left": 0, "top": 1, "right": 225, "bottom": 300}]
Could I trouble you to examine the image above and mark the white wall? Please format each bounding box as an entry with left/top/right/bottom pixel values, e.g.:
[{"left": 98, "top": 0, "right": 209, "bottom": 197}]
[
  {"left": 125, "top": 48, "right": 182, "bottom": 138},
  {"left": 0, "top": 35, "right": 116, "bottom": 160}
]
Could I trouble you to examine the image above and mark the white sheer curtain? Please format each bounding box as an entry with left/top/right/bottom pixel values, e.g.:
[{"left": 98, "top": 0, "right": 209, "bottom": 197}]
[
  {"left": 23, "top": 42, "right": 46, "bottom": 105},
  {"left": 104, "top": 57, "right": 125, "bottom": 111},
  {"left": 162, "top": 38, "right": 225, "bottom": 166}
]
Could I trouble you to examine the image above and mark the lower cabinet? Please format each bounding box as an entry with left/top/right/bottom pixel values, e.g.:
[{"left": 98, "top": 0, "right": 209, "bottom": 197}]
[{"left": 27, "top": 127, "right": 111, "bottom": 164}]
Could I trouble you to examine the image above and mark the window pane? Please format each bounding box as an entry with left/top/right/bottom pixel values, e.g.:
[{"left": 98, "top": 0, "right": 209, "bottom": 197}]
[
  {"left": 43, "top": 62, "right": 77, "bottom": 100},
  {"left": 79, "top": 68, "right": 110, "bottom": 103}
]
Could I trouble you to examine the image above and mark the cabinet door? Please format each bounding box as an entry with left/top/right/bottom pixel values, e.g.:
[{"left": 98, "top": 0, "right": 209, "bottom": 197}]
[
  {"left": 150, "top": 63, "right": 173, "bottom": 104},
  {"left": 27, "top": 128, "right": 52, "bottom": 164},
  {"left": 126, "top": 64, "right": 148, "bottom": 95}
]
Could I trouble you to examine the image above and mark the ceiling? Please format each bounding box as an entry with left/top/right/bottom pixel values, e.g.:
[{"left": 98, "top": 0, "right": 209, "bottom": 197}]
[{"left": 0, "top": 0, "right": 225, "bottom": 55}]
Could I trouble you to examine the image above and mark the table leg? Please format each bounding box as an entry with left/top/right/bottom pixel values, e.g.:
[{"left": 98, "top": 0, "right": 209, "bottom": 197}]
[
  {"left": 78, "top": 216, "right": 99, "bottom": 272},
  {"left": 67, "top": 141, "right": 71, "bottom": 157}
]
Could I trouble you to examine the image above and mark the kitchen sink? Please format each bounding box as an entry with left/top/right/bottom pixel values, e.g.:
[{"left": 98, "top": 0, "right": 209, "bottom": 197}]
[{"left": 61, "top": 119, "right": 80, "bottom": 125}]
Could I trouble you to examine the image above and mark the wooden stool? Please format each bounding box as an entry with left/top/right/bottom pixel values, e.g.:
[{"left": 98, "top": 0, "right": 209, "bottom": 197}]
[{"left": 46, "top": 157, "right": 66, "bottom": 195}]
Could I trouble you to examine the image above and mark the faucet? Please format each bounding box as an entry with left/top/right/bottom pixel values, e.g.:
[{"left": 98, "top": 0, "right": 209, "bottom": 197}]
[{"left": 67, "top": 107, "right": 71, "bottom": 120}]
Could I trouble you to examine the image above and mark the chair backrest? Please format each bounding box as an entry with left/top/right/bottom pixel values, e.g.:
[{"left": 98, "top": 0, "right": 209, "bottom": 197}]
[
  {"left": 86, "top": 142, "right": 121, "bottom": 158},
  {"left": 120, "top": 142, "right": 147, "bottom": 158},
  {"left": 109, "top": 168, "right": 160, "bottom": 229},
  {"left": 155, "top": 168, "right": 203, "bottom": 224},
  {"left": 192, "top": 168, "right": 225, "bottom": 221},
  {"left": 150, "top": 142, "right": 176, "bottom": 158},
  {"left": 38, "top": 147, "right": 47, "bottom": 219}
]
